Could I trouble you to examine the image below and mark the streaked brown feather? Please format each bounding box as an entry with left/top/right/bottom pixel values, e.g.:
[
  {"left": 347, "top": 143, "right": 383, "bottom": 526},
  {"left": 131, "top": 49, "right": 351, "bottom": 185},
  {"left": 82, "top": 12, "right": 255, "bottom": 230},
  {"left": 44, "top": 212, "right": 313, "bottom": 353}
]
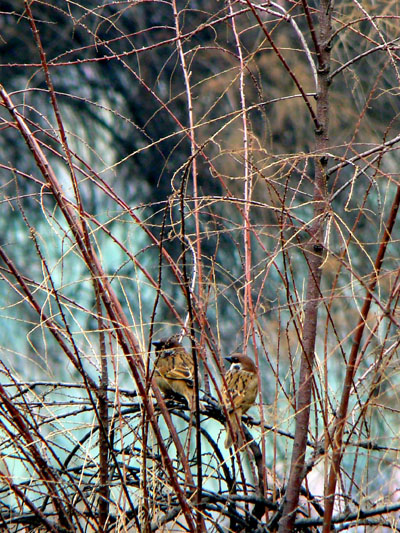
[
  {"left": 152, "top": 336, "right": 195, "bottom": 408},
  {"left": 222, "top": 354, "right": 258, "bottom": 448}
]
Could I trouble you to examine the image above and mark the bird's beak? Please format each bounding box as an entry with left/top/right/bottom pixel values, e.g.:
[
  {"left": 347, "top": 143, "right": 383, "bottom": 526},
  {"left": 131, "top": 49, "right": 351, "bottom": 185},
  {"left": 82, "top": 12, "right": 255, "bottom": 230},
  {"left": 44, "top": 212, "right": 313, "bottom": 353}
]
[
  {"left": 225, "top": 356, "right": 235, "bottom": 363},
  {"left": 152, "top": 340, "right": 163, "bottom": 348}
]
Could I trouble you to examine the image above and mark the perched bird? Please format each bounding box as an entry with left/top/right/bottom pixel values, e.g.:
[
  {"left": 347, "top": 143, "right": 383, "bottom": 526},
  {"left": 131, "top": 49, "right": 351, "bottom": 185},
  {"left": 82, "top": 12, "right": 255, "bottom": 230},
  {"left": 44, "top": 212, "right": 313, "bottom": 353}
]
[
  {"left": 222, "top": 353, "right": 258, "bottom": 449},
  {"left": 152, "top": 335, "right": 195, "bottom": 409}
]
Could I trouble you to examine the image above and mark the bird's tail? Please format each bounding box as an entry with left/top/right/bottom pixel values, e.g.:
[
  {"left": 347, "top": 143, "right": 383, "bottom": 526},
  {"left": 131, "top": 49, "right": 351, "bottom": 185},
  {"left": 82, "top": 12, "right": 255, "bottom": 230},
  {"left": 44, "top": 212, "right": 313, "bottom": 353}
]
[{"left": 224, "top": 413, "right": 244, "bottom": 449}]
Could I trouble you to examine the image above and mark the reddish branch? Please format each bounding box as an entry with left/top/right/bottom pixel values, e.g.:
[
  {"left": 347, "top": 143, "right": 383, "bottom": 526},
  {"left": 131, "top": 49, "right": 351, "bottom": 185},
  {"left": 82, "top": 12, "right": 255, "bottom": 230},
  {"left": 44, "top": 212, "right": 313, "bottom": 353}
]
[
  {"left": 95, "top": 284, "right": 110, "bottom": 533},
  {"left": 0, "top": 246, "right": 99, "bottom": 393},
  {"left": 0, "top": 84, "right": 196, "bottom": 532},
  {"left": 0, "top": 478, "right": 60, "bottom": 532},
  {"left": 245, "top": 0, "right": 320, "bottom": 130},
  {"left": 277, "top": 1, "right": 332, "bottom": 531},
  {"left": 0, "top": 383, "right": 73, "bottom": 531},
  {"left": 323, "top": 183, "right": 400, "bottom": 531}
]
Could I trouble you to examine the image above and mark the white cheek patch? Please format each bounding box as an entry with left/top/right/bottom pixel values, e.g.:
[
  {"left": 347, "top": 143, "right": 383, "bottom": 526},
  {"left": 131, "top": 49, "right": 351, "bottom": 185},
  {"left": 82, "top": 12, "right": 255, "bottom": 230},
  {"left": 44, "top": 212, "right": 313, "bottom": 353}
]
[{"left": 231, "top": 363, "right": 241, "bottom": 371}]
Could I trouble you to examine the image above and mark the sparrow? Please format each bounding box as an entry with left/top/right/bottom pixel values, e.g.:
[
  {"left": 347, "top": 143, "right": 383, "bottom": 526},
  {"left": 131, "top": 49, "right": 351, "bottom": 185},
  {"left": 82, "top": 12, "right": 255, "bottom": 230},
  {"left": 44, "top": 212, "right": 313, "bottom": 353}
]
[
  {"left": 221, "top": 353, "right": 258, "bottom": 449},
  {"left": 152, "top": 335, "right": 195, "bottom": 409}
]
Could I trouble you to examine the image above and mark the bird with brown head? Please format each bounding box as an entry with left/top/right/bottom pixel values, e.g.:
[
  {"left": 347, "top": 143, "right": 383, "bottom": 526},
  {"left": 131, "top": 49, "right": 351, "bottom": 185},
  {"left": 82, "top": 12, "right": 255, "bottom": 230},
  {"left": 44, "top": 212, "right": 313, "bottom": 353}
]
[
  {"left": 152, "top": 335, "right": 195, "bottom": 409},
  {"left": 222, "top": 353, "right": 258, "bottom": 449}
]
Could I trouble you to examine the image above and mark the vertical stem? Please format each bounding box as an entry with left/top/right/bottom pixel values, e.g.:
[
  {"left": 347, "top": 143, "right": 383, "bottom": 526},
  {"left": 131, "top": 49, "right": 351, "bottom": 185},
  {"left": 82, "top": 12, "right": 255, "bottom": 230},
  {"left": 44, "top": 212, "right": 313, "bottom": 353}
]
[
  {"left": 0, "top": 85, "right": 196, "bottom": 533},
  {"left": 0, "top": 383, "right": 73, "bottom": 531},
  {"left": 228, "top": 0, "right": 252, "bottom": 342},
  {"left": 96, "top": 286, "right": 109, "bottom": 533},
  {"left": 172, "top": 0, "right": 203, "bottom": 306},
  {"left": 179, "top": 166, "right": 204, "bottom": 532},
  {"left": 229, "top": 0, "right": 267, "bottom": 499},
  {"left": 172, "top": 5, "right": 205, "bottom": 530},
  {"left": 278, "top": 2, "right": 332, "bottom": 531},
  {"left": 322, "top": 183, "right": 400, "bottom": 532}
]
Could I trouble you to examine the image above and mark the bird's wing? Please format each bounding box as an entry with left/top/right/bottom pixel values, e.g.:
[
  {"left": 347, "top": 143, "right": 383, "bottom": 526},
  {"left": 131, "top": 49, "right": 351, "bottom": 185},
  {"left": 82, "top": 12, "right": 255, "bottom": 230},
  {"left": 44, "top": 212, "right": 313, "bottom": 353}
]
[
  {"left": 164, "top": 366, "right": 193, "bottom": 381},
  {"left": 224, "top": 371, "right": 249, "bottom": 410},
  {"left": 163, "top": 348, "right": 194, "bottom": 381}
]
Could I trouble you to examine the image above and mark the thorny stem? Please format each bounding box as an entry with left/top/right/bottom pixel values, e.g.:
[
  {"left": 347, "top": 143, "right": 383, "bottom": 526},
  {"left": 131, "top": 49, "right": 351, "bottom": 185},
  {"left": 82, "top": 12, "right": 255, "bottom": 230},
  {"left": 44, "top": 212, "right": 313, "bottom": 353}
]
[
  {"left": 172, "top": 0, "right": 204, "bottom": 307},
  {"left": 244, "top": 0, "right": 320, "bottom": 130},
  {"left": 0, "top": 85, "right": 196, "bottom": 533},
  {"left": 229, "top": 0, "right": 268, "bottom": 502},
  {"left": 0, "top": 383, "right": 74, "bottom": 531},
  {"left": 95, "top": 285, "right": 110, "bottom": 533},
  {"left": 24, "top": 0, "right": 84, "bottom": 221},
  {"left": 322, "top": 183, "right": 400, "bottom": 532},
  {"left": 278, "top": 1, "right": 332, "bottom": 531},
  {"left": 173, "top": 3, "right": 209, "bottom": 529},
  {"left": 178, "top": 162, "right": 204, "bottom": 532},
  {"left": 228, "top": 0, "right": 253, "bottom": 344}
]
